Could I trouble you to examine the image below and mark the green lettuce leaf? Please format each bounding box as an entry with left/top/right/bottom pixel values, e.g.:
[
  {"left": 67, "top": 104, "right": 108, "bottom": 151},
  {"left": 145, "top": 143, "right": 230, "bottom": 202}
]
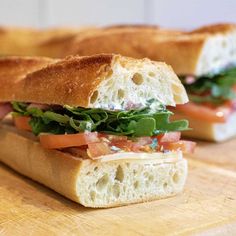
[
  {"left": 11, "top": 102, "right": 189, "bottom": 136},
  {"left": 182, "top": 66, "right": 236, "bottom": 104}
]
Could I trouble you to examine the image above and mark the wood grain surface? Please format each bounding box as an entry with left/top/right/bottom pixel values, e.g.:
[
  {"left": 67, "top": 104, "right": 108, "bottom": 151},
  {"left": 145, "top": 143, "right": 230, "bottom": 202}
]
[
  {"left": 189, "top": 138, "right": 236, "bottom": 171},
  {"left": 0, "top": 155, "right": 236, "bottom": 236}
]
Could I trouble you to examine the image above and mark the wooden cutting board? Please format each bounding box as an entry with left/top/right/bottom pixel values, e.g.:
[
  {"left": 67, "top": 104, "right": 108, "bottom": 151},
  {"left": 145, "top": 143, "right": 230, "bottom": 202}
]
[
  {"left": 1, "top": 156, "right": 236, "bottom": 236},
  {"left": 189, "top": 138, "right": 236, "bottom": 171}
]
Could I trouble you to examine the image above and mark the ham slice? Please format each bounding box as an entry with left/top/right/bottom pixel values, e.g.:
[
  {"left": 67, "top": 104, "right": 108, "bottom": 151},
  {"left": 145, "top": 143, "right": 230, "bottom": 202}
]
[{"left": 0, "top": 103, "right": 12, "bottom": 120}]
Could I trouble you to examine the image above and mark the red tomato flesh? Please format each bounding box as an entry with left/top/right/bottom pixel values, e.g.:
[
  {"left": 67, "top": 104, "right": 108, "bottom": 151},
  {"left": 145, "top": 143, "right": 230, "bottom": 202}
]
[
  {"left": 87, "top": 142, "right": 112, "bottom": 158},
  {"left": 14, "top": 116, "right": 32, "bottom": 131},
  {"left": 176, "top": 102, "right": 230, "bottom": 123},
  {"left": 161, "top": 140, "right": 196, "bottom": 154},
  {"left": 39, "top": 132, "right": 99, "bottom": 149},
  {"left": 155, "top": 132, "right": 181, "bottom": 143}
]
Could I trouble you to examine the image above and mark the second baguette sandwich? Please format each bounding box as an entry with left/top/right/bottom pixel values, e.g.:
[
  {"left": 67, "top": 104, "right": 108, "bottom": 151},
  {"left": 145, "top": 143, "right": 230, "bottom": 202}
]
[
  {"left": 0, "top": 54, "right": 195, "bottom": 207},
  {"left": 65, "top": 24, "right": 236, "bottom": 141}
]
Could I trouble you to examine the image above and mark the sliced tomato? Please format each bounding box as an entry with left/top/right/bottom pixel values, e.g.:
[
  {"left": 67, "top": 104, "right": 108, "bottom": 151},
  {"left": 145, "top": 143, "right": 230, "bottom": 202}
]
[
  {"left": 176, "top": 102, "right": 230, "bottom": 123},
  {"left": 87, "top": 142, "right": 112, "bottom": 158},
  {"left": 110, "top": 138, "right": 151, "bottom": 152},
  {"left": 161, "top": 140, "right": 196, "bottom": 154},
  {"left": 14, "top": 116, "right": 32, "bottom": 131},
  {"left": 110, "top": 140, "right": 134, "bottom": 151},
  {"left": 155, "top": 132, "right": 181, "bottom": 143},
  {"left": 39, "top": 132, "right": 99, "bottom": 149}
]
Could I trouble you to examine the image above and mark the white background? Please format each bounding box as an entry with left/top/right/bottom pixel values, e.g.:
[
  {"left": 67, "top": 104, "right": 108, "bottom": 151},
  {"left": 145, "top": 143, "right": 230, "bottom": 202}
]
[{"left": 0, "top": 0, "right": 235, "bottom": 30}]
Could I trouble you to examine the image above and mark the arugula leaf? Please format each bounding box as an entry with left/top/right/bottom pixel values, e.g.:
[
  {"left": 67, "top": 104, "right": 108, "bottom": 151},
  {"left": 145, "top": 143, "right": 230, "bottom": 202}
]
[
  {"left": 183, "top": 66, "right": 236, "bottom": 105},
  {"left": 12, "top": 102, "right": 189, "bottom": 137}
]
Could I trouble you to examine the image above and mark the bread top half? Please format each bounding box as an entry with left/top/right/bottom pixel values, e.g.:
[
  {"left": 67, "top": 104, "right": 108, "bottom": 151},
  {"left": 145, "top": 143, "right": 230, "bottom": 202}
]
[
  {"left": 0, "top": 54, "right": 188, "bottom": 109},
  {"left": 65, "top": 23, "right": 236, "bottom": 77}
]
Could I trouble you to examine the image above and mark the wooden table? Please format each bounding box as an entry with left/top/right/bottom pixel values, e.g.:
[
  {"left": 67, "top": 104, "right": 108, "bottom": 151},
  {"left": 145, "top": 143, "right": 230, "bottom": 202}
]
[{"left": 1, "top": 139, "right": 236, "bottom": 235}]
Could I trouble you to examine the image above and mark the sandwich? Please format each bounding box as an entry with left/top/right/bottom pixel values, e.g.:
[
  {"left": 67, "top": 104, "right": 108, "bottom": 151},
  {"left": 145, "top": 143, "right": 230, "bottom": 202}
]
[
  {"left": 65, "top": 23, "right": 236, "bottom": 142},
  {"left": 0, "top": 54, "right": 195, "bottom": 208}
]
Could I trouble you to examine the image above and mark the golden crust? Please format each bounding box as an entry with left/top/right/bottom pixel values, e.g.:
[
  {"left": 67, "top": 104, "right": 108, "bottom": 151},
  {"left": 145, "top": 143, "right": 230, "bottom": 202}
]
[
  {"left": 36, "top": 27, "right": 99, "bottom": 58},
  {"left": 0, "top": 26, "right": 96, "bottom": 57},
  {"left": 0, "top": 56, "right": 55, "bottom": 101},
  {"left": 13, "top": 54, "right": 113, "bottom": 107},
  {"left": 64, "top": 28, "right": 182, "bottom": 58},
  {"left": 64, "top": 27, "right": 206, "bottom": 75},
  {"left": 65, "top": 23, "right": 236, "bottom": 75},
  {"left": 0, "top": 26, "right": 39, "bottom": 56},
  {"left": 190, "top": 23, "right": 236, "bottom": 35}
]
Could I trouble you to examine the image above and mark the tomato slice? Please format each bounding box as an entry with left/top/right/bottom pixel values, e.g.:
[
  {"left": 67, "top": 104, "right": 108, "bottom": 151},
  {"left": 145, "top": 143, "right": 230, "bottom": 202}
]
[
  {"left": 155, "top": 132, "right": 181, "bottom": 143},
  {"left": 14, "top": 116, "right": 32, "bottom": 131},
  {"left": 110, "top": 140, "right": 134, "bottom": 151},
  {"left": 87, "top": 142, "right": 112, "bottom": 158},
  {"left": 161, "top": 140, "right": 196, "bottom": 154},
  {"left": 176, "top": 102, "right": 230, "bottom": 123},
  {"left": 39, "top": 132, "right": 99, "bottom": 149}
]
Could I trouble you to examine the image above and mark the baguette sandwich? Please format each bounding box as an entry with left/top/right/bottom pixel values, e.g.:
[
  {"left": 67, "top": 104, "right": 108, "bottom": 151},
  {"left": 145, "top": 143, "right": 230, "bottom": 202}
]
[
  {"left": 66, "top": 24, "right": 236, "bottom": 141},
  {"left": 0, "top": 54, "right": 195, "bottom": 208}
]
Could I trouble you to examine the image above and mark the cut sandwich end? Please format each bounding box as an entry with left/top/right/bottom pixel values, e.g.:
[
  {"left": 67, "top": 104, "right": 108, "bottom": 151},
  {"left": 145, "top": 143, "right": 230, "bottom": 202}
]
[
  {"left": 76, "top": 156, "right": 187, "bottom": 208},
  {"left": 196, "top": 30, "right": 236, "bottom": 76},
  {"left": 88, "top": 55, "right": 188, "bottom": 109},
  {"left": 174, "top": 111, "right": 236, "bottom": 142}
]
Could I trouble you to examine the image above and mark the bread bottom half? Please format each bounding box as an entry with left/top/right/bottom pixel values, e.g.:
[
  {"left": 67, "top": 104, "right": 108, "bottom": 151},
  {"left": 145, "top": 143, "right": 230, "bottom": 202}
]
[
  {"left": 0, "top": 124, "right": 187, "bottom": 208},
  {"left": 174, "top": 111, "right": 236, "bottom": 142}
]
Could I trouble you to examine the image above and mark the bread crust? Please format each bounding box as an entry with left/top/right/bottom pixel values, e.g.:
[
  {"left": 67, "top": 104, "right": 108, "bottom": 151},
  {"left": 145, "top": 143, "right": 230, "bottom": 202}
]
[
  {"left": 0, "top": 26, "right": 39, "bottom": 56},
  {"left": 0, "top": 56, "right": 55, "bottom": 101},
  {"left": 0, "top": 26, "right": 96, "bottom": 57},
  {"left": 173, "top": 111, "right": 236, "bottom": 142},
  {"left": 0, "top": 124, "right": 187, "bottom": 208},
  {"left": 15, "top": 54, "right": 113, "bottom": 107},
  {"left": 0, "top": 124, "right": 84, "bottom": 202},
  {"left": 64, "top": 28, "right": 206, "bottom": 75},
  {"left": 190, "top": 23, "right": 236, "bottom": 35},
  {"left": 36, "top": 27, "right": 99, "bottom": 58},
  {"left": 65, "top": 23, "right": 236, "bottom": 75}
]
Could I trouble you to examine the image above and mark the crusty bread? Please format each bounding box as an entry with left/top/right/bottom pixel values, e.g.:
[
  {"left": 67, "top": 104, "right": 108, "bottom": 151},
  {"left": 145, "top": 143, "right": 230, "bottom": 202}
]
[
  {"left": 0, "top": 26, "right": 40, "bottom": 56},
  {"left": 64, "top": 27, "right": 183, "bottom": 60},
  {"left": 0, "top": 54, "right": 188, "bottom": 108},
  {"left": 0, "top": 124, "right": 187, "bottom": 208},
  {"left": 173, "top": 111, "right": 236, "bottom": 142},
  {"left": 35, "top": 27, "right": 99, "bottom": 58},
  {"left": 0, "top": 56, "right": 56, "bottom": 101},
  {"left": 0, "top": 26, "right": 96, "bottom": 57},
  {"left": 65, "top": 23, "right": 236, "bottom": 76}
]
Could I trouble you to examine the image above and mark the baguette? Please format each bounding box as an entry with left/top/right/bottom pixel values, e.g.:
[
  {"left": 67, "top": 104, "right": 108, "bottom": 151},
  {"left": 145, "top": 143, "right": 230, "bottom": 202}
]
[
  {"left": 173, "top": 111, "right": 236, "bottom": 142},
  {"left": 65, "top": 23, "right": 236, "bottom": 76},
  {"left": 4, "top": 54, "right": 188, "bottom": 108},
  {"left": 0, "top": 124, "right": 187, "bottom": 208}
]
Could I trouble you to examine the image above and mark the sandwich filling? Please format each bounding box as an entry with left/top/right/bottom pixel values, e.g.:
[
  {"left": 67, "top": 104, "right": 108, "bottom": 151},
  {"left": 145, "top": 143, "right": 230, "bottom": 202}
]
[
  {"left": 176, "top": 66, "right": 236, "bottom": 123},
  {"left": 0, "top": 101, "right": 195, "bottom": 159}
]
